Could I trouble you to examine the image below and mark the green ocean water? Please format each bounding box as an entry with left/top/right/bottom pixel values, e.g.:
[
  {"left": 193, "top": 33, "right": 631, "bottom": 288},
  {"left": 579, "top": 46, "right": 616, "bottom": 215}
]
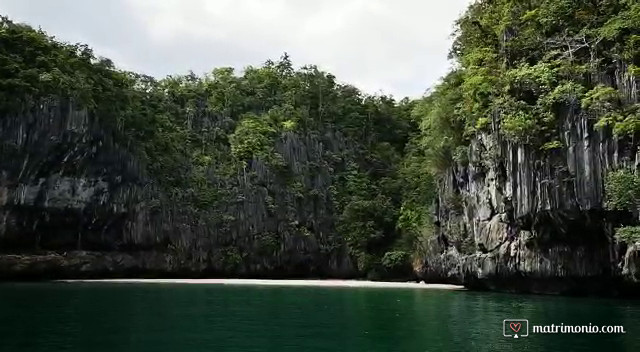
[{"left": 0, "top": 283, "right": 638, "bottom": 351}]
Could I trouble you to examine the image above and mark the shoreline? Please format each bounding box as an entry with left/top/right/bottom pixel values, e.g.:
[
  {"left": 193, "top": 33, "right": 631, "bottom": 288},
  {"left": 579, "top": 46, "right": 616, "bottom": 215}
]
[{"left": 57, "top": 278, "right": 466, "bottom": 290}]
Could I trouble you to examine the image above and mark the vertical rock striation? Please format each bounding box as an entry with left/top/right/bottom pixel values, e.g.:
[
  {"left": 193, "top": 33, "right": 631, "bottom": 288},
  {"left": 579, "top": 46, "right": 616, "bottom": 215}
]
[
  {"left": 416, "top": 65, "right": 640, "bottom": 295},
  {"left": 0, "top": 99, "right": 357, "bottom": 279}
]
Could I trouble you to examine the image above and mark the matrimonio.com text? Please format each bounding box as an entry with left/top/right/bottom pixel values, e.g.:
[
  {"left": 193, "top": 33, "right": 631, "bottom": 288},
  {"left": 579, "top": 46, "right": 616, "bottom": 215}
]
[{"left": 503, "top": 319, "right": 627, "bottom": 338}]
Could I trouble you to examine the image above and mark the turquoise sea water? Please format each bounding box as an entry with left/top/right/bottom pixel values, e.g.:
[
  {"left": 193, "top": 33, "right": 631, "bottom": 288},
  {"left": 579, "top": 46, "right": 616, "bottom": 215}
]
[{"left": 0, "top": 283, "right": 638, "bottom": 351}]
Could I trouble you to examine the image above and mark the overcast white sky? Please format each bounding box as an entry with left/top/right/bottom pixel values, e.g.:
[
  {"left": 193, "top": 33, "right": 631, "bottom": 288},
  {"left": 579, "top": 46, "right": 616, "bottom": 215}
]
[{"left": 0, "top": 0, "right": 472, "bottom": 98}]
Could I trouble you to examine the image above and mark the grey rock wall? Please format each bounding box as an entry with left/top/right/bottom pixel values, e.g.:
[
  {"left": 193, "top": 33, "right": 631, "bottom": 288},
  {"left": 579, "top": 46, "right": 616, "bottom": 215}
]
[
  {"left": 0, "top": 100, "right": 357, "bottom": 279},
  {"left": 417, "top": 64, "right": 640, "bottom": 295}
]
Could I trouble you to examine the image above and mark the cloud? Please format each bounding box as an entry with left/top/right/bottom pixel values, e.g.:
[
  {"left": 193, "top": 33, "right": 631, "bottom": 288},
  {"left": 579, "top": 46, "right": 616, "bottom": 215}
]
[{"left": 0, "top": 0, "right": 472, "bottom": 98}]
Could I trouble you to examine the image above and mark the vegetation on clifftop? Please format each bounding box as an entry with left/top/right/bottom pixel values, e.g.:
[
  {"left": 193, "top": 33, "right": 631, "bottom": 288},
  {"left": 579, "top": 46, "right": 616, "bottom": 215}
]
[
  {"left": 410, "top": 0, "right": 639, "bottom": 165},
  {"left": 605, "top": 169, "right": 640, "bottom": 244}
]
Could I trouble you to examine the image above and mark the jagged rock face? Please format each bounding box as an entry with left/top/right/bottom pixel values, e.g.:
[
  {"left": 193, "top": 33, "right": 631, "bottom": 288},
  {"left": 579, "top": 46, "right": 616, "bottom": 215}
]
[
  {"left": 417, "top": 66, "right": 640, "bottom": 295},
  {"left": 0, "top": 101, "right": 356, "bottom": 279},
  {"left": 622, "top": 244, "right": 640, "bottom": 283}
]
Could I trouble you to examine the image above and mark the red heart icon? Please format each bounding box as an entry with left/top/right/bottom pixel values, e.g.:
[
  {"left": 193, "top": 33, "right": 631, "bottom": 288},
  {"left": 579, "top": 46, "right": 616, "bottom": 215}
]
[{"left": 510, "top": 322, "right": 521, "bottom": 333}]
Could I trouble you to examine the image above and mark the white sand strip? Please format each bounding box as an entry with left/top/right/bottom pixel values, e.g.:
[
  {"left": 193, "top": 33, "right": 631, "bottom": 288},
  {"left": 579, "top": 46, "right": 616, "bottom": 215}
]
[{"left": 59, "top": 278, "right": 465, "bottom": 290}]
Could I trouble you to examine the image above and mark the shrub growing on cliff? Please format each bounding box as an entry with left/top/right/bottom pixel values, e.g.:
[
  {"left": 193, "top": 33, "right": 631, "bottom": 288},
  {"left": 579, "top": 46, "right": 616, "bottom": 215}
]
[
  {"left": 605, "top": 169, "right": 640, "bottom": 244},
  {"left": 605, "top": 169, "right": 640, "bottom": 212},
  {"left": 229, "top": 114, "right": 278, "bottom": 163},
  {"left": 412, "top": 71, "right": 468, "bottom": 173},
  {"left": 615, "top": 226, "right": 640, "bottom": 244},
  {"left": 381, "top": 251, "right": 410, "bottom": 272},
  {"left": 411, "top": 0, "right": 640, "bottom": 152}
]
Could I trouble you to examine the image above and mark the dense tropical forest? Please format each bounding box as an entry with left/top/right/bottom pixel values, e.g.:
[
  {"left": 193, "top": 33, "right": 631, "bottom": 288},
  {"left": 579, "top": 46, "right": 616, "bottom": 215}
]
[{"left": 0, "top": 0, "right": 639, "bottom": 282}]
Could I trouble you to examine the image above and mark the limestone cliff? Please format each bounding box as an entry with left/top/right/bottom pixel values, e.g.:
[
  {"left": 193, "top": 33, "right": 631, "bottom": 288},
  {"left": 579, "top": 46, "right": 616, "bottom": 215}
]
[
  {"left": 415, "top": 63, "right": 640, "bottom": 295},
  {"left": 0, "top": 101, "right": 357, "bottom": 279},
  {"left": 1, "top": 17, "right": 417, "bottom": 280}
]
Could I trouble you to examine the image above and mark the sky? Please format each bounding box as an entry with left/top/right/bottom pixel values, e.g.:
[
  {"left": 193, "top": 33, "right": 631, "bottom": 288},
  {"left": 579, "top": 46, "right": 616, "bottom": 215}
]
[{"left": 0, "top": 0, "right": 472, "bottom": 99}]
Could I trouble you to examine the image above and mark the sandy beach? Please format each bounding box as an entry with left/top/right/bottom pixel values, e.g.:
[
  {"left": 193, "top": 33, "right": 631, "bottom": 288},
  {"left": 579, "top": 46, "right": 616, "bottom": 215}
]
[{"left": 59, "top": 278, "right": 465, "bottom": 290}]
